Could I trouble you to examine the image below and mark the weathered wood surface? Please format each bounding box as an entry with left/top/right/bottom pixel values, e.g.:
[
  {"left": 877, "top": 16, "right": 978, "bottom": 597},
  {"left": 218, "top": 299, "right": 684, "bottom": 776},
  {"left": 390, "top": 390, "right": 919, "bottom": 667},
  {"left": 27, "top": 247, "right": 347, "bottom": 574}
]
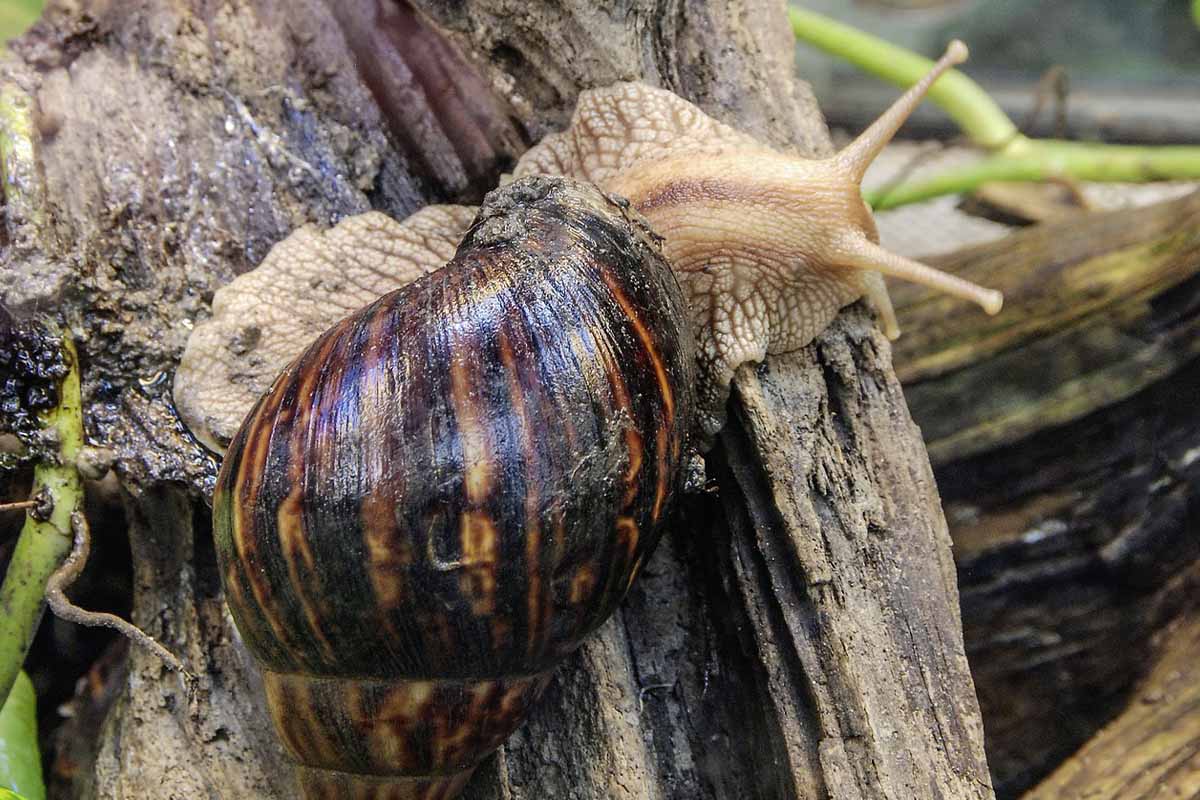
[
  {"left": 1023, "top": 612, "right": 1200, "bottom": 800},
  {"left": 893, "top": 189, "right": 1200, "bottom": 465},
  {"left": 716, "top": 342, "right": 992, "bottom": 799},
  {"left": 1, "top": 1, "right": 991, "bottom": 798},
  {"left": 893, "top": 191, "right": 1200, "bottom": 796}
]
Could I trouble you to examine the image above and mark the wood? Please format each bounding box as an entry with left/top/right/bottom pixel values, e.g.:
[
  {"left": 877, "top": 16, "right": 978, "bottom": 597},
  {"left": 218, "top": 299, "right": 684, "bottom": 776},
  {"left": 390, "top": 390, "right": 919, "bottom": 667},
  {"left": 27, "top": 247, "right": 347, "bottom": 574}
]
[
  {"left": 718, "top": 344, "right": 993, "bottom": 798},
  {"left": 1024, "top": 612, "right": 1200, "bottom": 799},
  {"left": 892, "top": 190, "right": 1200, "bottom": 465},
  {"left": 1, "top": 1, "right": 991, "bottom": 798},
  {"left": 892, "top": 192, "right": 1200, "bottom": 796}
]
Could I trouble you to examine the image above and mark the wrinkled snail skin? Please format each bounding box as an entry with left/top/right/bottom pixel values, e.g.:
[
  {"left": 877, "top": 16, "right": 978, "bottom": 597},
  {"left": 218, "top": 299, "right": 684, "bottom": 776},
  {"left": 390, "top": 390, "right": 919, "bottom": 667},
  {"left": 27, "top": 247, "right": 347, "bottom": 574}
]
[
  {"left": 212, "top": 178, "right": 695, "bottom": 800},
  {"left": 193, "top": 40, "right": 1006, "bottom": 800},
  {"left": 513, "top": 40, "right": 1002, "bottom": 444},
  {"left": 174, "top": 41, "right": 1002, "bottom": 456}
]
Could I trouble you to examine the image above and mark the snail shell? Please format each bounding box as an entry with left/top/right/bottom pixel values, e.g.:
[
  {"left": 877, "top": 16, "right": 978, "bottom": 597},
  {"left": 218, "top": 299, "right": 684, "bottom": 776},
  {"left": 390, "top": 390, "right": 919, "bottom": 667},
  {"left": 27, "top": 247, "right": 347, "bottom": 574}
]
[{"left": 212, "top": 177, "right": 696, "bottom": 799}]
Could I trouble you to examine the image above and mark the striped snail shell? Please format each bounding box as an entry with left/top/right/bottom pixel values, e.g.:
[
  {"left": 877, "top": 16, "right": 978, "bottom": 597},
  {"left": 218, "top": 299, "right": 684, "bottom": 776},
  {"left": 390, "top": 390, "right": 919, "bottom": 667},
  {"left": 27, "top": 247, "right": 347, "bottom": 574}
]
[{"left": 212, "top": 176, "right": 696, "bottom": 799}]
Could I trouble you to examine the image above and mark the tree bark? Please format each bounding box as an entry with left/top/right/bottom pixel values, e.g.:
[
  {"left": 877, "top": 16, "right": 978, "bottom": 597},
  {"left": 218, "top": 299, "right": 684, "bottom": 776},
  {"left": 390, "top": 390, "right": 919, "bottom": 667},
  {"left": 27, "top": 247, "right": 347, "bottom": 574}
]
[
  {"left": 1, "top": 1, "right": 992, "bottom": 798},
  {"left": 891, "top": 192, "right": 1200, "bottom": 797}
]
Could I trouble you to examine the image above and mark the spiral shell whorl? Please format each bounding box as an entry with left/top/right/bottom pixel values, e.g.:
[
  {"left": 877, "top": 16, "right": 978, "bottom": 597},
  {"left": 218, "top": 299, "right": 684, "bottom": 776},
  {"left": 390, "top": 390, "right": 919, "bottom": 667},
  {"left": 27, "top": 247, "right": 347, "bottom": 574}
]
[
  {"left": 265, "top": 672, "right": 552, "bottom": 799},
  {"left": 297, "top": 769, "right": 473, "bottom": 800},
  {"left": 212, "top": 177, "right": 695, "bottom": 796}
]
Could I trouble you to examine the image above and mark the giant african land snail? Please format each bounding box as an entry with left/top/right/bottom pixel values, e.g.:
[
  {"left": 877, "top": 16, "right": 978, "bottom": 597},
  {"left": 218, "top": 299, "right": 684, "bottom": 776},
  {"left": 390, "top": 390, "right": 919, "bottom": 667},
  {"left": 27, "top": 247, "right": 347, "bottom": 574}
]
[{"left": 175, "top": 41, "right": 999, "bottom": 800}]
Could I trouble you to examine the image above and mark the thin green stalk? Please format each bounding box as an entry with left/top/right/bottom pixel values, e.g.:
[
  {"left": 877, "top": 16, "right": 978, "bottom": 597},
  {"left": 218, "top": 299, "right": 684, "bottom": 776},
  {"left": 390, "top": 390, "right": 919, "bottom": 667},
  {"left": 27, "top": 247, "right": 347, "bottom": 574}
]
[
  {"left": 0, "top": 84, "right": 40, "bottom": 229},
  {"left": 790, "top": 5, "right": 1200, "bottom": 209},
  {"left": 868, "top": 141, "right": 1200, "bottom": 209},
  {"left": 0, "top": 329, "right": 83, "bottom": 708},
  {"left": 789, "top": 6, "right": 1018, "bottom": 149}
]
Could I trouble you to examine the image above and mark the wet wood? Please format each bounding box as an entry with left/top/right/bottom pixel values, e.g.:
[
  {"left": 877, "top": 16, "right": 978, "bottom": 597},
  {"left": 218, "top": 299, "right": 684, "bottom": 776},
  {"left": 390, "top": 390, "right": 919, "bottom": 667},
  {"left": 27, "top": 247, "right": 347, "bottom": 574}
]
[{"left": 892, "top": 191, "right": 1200, "bottom": 796}]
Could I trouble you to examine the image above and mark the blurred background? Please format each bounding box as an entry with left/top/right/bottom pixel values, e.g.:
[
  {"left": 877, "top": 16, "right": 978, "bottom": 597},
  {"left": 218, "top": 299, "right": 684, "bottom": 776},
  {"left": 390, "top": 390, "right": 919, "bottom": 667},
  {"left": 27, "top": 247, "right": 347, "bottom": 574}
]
[
  {"left": 798, "top": 0, "right": 1200, "bottom": 144},
  {"left": 0, "top": 0, "right": 38, "bottom": 48}
]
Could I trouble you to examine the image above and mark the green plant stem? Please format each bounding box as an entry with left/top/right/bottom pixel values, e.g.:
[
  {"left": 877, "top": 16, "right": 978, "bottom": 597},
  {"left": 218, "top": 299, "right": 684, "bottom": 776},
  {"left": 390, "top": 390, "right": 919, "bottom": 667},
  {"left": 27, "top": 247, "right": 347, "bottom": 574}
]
[
  {"left": 789, "top": 5, "right": 1200, "bottom": 209},
  {"left": 0, "top": 671, "right": 43, "bottom": 800},
  {"left": 789, "top": 6, "right": 1018, "bottom": 149},
  {"left": 0, "top": 83, "right": 40, "bottom": 232},
  {"left": 868, "top": 141, "right": 1200, "bottom": 210},
  {"left": 0, "top": 330, "right": 83, "bottom": 708}
]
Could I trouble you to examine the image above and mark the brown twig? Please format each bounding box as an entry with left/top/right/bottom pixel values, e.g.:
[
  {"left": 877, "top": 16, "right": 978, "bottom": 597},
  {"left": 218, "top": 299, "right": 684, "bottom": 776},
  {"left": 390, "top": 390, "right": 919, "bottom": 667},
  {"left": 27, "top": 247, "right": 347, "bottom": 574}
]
[{"left": 46, "top": 512, "right": 195, "bottom": 686}]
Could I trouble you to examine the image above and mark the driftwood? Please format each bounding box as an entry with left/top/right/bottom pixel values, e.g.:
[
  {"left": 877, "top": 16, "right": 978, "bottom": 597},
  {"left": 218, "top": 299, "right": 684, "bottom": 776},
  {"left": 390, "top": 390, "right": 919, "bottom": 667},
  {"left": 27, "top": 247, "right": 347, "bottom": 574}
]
[
  {"left": 892, "top": 192, "right": 1200, "bottom": 796},
  {"left": 1, "top": 1, "right": 991, "bottom": 798},
  {"left": 1025, "top": 612, "right": 1200, "bottom": 799},
  {"left": 893, "top": 190, "right": 1200, "bottom": 465}
]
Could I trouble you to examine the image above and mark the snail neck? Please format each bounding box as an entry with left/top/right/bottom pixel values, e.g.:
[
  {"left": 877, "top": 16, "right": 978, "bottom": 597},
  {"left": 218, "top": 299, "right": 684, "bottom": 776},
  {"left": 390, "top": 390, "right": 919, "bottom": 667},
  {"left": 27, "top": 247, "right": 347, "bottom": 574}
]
[
  {"left": 608, "top": 149, "right": 1003, "bottom": 320},
  {"left": 608, "top": 150, "right": 872, "bottom": 280}
]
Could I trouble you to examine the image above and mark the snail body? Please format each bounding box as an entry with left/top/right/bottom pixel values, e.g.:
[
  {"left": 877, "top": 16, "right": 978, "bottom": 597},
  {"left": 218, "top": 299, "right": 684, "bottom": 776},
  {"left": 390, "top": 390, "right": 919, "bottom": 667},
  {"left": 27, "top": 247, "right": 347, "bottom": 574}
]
[
  {"left": 212, "top": 178, "right": 694, "bottom": 799},
  {"left": 182, "top": 40, "right": 1002, "bottom": 800},
  {"left": 177, "top": 41, "right": 1000, "bottom": 454},
  {"left": 514, "top": 41, "right": 1000, "bottom": 442}
]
